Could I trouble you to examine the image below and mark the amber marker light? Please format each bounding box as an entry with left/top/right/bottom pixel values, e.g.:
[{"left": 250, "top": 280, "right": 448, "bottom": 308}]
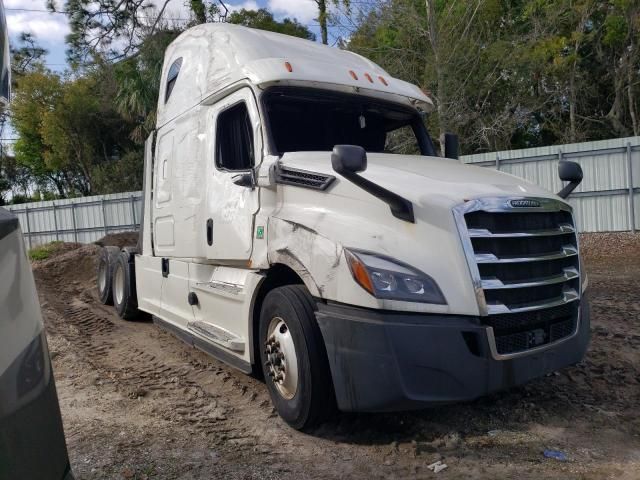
[
  {"left": 284, "top": 61, "right": 293, "bottom": 72},
  {"left": 345, "top": 250, "right": 374, "bottom": 295}
]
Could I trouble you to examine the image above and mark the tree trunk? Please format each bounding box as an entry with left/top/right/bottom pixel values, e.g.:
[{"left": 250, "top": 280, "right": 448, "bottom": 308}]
[
  {"left": 628, "top": 58, "right": 639, "bottom": 136},
  {"left": 569, "top": 75, "right": 577, "bottom": 142},
  {"left": 607, "top": 58, "right": 628, "bottom": 136},
  {"left": 425, "top": 0, "right": 446, "bottom": 150},
  {"left": 317, "top": 0, "right": 329, "bottom": 45},
  {"left": 49, "top": 175, "right": 66, "bottom": 198}
]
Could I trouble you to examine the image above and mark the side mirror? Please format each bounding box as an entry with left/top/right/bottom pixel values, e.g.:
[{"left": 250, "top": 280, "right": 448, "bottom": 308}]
[
  {"left": 444, "top": 133, "right": 459, "bottom": 160},
  {"left": 331, "top": 145, "right": 367, "bottom": 174},
  {"left": 331, "top": 144, "right": 414, "bottom": 222},
  {"left": 557, "top": 161, "right": 583, "bottom": 199}
]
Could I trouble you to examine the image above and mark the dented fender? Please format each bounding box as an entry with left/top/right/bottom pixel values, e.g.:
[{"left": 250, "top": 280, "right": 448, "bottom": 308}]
[{"left": 267, "top": 217, "right": 343, "bottom": 299}]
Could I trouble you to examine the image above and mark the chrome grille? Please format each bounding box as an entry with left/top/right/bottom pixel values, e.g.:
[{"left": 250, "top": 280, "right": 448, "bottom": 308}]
[{"left": 454, "top": 197, "right": 581, "bottom": 357}]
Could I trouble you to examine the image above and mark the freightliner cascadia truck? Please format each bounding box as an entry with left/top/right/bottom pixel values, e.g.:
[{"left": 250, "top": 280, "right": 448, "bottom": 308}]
[{"left": 97, "top": 23, "right": 590, "bottom": 430}]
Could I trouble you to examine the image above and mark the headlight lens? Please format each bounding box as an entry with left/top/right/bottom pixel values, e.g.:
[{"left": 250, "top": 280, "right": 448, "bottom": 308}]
[{"left": 344, "top": 249, "right": 446, "bottom": 304}]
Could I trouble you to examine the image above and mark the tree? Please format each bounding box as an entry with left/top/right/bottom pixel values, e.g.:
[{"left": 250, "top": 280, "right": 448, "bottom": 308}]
[
  {"left": 48, "top": 0, "right": 180, "bottom": 63},
  {"left": 113, "top": 30, "right": 180, "bottom": 143},
  {"left": 49, "top": 0, "right": 228, "bottom": 63},
  {"left": 348, "top": 0, "right": 639, "bottom": 152},
  {"left": 350, "top": 0, "right": 525, "bottom": 152},
  {"left": 10, "top": 33, "right": 47, "bottom": 83},
  {"left": 10, "top": 70, "right": 140, "bottom": 197},
  {"left": 228, "top": 9, "right": 315, "bottom": 40},
  {"left": 600, "top": 0, "right": 640, "bottom": 136},
  {"left": 10, "top": 71, "right": 69, "bottom": 196},
  {"left": 314, "top": 0, "right": 351, "bottom": 45}
]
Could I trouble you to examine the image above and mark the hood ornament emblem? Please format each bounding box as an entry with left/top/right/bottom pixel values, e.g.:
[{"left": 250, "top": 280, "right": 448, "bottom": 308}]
[{"left": 509, "top": 199, "right": 542, "bottom": 208}]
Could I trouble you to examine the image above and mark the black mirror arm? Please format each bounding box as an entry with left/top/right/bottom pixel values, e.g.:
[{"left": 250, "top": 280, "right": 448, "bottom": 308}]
[
  {"left": 340, "top": 170, "right": 415, "bottom": 223},
  {"left": 557, "top": 181, "right": 579, "bottom": 199}
]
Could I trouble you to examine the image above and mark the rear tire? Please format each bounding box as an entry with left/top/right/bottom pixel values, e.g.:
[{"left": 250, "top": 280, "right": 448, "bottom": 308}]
[
  {"left": 112, "top": 251, "right": 139, "bottom": 320},
  {"left": 259, "top": 285, "right": 335, "bottom": 430},
  {"left": 97, "top": 246, "right": 121, "bottom": 305}
]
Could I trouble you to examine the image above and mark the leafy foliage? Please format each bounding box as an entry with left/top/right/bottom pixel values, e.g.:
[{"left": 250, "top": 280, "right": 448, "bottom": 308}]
[
  {"left": 228, "top": 9, "right": 315, "bottom": 40},
  {"left": 10, "top": 69, "right": 139, "bottom": 196},
  {"left": 349, "top": 0, "right": 640, "bottom": 152}
]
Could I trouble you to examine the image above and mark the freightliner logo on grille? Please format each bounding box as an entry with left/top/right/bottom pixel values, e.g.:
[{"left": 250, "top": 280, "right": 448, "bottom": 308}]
[{"left": 509, "top": 199, "right": 542, "bottom": 208}]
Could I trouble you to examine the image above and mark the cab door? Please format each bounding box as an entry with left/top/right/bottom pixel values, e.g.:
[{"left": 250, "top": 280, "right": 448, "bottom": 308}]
[{"left": 206, "top": 88, "right": 262, "bottom": 261}]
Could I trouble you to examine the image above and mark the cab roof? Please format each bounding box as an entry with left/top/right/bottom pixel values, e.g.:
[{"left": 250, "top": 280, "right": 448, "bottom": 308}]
[{"left": 156, "top": 23, "right": 433, "bottom": 127}]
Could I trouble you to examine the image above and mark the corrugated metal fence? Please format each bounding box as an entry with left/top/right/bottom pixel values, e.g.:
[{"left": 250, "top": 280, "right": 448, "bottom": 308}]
[
  {"left": 4, "top": 136, "right": 639, "bottom": 249},
  {"left": 462, "top": 136, "right": 640, "bottom": 233},
  {"left": 5, "top": 191, "right": 142, "bottom": 249}
]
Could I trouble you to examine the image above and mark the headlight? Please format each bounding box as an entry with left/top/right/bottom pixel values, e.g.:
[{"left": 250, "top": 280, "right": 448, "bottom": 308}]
[{"left": 344, "top": 249, "right": 446, "bottom": 304}]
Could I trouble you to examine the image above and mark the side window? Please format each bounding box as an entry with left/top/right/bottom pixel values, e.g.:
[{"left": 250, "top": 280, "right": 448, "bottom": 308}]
[
  {"left": 216, "top": 102, "right": 254, "bottom": 171},
  {"left": 165, "top": 57, "right": 182, "bottom": 103},
  {"left": 384, "top": 125, "right": 421, "bottom": 155}
]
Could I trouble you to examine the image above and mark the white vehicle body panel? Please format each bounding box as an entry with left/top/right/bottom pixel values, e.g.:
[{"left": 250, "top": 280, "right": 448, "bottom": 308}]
[{"left": 204, "top": 88, "right": 262, "bottom": 261}]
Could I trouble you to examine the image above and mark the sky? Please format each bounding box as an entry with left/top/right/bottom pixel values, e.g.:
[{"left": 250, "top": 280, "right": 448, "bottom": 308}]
[{"left": 5, "top": 0, "right": 324, "bottom": 70}]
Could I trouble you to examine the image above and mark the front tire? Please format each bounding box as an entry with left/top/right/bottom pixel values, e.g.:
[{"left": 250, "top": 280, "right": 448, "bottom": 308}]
[
  {"left": 259, "top": 285, "right": 335, "bottom": 430},
  {"left": 112, "top": 251, "right": 139, "bottom": 320}
]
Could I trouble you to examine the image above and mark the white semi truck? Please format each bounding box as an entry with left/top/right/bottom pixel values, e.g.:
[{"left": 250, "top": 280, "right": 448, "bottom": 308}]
[{"left": 97, "top": 23, "right": 590, "bottom": 430}]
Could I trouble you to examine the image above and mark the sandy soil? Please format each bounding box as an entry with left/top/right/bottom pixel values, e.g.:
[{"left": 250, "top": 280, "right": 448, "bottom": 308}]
[{"left": 32, "top": 233, "right": 640, "bottom": 479}]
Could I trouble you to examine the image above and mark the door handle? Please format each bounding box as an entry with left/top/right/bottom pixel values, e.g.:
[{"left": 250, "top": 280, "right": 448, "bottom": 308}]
[
  {"left": 206, "top": 219, "right": 213, "bottom": 246},
  {"left": 161, "top": 258, "right": 169, "bottom": 278}
]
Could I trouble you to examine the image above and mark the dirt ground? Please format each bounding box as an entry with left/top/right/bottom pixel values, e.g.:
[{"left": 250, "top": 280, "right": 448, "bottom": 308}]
[{"left": 32, "top": 233, "right": 640, "bottom": 479}]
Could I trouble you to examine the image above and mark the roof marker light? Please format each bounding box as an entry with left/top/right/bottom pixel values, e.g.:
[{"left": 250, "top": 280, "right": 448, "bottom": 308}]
[
  {"left": 378, "top": 76, "right": 388, "bottom": 86},
  {"left": 364, "top": 73, "right": 374, "bottom": 83},
  {"left": 284, "top": 62, "right": 293, "bottom": 72},
  {"left": 349, "top": 70, "right": 358, "bottom": 80}
]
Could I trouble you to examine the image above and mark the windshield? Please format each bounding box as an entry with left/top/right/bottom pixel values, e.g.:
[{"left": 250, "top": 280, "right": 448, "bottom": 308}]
[{"left": 262, "top": 87, "right": 436, "bottom": 157}]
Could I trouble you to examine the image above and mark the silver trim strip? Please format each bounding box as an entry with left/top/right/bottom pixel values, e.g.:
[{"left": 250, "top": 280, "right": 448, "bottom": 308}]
[
  {"left": 486, "top": 288, "right": 579, "bottom": 315},
  {"left": 482, "top": 267, "right": 579, "bottom": 290},
  {"left": 475, "top": 245, "right": 578, "bottom": 264},
  {"left": 468, "top": 223, "right": 575, "bottom": 238}
]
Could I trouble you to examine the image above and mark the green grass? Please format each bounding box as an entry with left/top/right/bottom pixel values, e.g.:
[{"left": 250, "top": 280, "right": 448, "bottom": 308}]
[{"left": 28, "top": 241, "right": 64, "bottom": 261}]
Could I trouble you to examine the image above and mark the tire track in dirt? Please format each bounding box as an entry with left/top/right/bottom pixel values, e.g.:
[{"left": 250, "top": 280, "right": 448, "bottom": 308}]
[{"left": 49, "top": 294, "right": 261, "bottom": 447}]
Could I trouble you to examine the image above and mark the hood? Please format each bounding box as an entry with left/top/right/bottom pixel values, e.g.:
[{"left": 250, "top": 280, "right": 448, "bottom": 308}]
[{"left": 278, "top": 151, "right": 558, "bottom": 208}]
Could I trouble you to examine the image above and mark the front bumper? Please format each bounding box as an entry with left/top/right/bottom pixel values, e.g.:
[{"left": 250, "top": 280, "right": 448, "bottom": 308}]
[{"left": 315, "top": 296, "right": 590, "bottom": 412}]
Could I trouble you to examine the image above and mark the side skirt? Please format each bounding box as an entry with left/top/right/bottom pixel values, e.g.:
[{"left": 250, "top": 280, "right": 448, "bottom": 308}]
[{"left": 152, "top": 316, "right": 253, "bottom": 374}]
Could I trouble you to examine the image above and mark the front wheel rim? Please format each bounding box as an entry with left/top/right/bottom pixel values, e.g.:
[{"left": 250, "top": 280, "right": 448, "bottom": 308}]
[{"left": 265, "top": 316, "right": 298, "bottom": 400}]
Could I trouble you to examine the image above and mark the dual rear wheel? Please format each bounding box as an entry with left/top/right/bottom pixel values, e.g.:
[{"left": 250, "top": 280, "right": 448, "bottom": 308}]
[{"left": 96, "top": 247, "right": 139, "bottom": 319}]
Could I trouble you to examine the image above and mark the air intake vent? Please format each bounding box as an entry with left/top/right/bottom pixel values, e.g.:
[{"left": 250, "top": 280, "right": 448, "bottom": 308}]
[
  {"left": 276, "top": 166, "right": 335, "bottom": 190},
  {"left": 455, "top": 197, "right": 581, "bottom": 357}
]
